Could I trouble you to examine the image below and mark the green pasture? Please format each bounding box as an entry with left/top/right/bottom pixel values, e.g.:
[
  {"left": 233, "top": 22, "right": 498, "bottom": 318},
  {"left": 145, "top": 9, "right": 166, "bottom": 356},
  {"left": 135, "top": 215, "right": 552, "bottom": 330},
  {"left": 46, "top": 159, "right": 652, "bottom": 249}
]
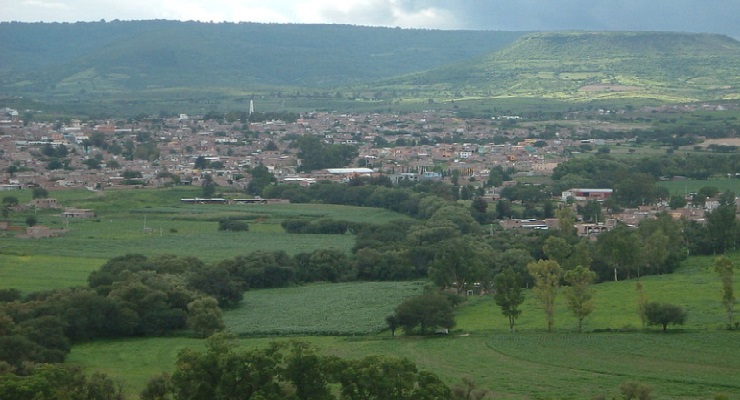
[
  {"left": 0, "top": 187, "right": 411, "bottom": 291},
  {"left": 66, "top": 252, "right": 740, "bottom": 399},
  {"left": 68, "top": 333, "right": 740, "bottom": 400},
  {"left": 658, "top": 178, "right": 740, "bottom": 196},
  {"left": 0, "top": 254, "right": 104, "bottom": 293},
  {"left": 224, "top": 281, "right": 427, "bottom": 336}
]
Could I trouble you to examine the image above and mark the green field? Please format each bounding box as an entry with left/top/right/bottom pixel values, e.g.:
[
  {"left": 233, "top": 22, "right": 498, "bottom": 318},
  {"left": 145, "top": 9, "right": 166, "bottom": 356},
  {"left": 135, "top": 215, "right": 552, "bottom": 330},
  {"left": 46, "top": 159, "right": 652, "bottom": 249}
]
[
  {"left": 224, "top": 281, "right": 427, "bottom": 336},
  {"left": 64, "top": 252, "right": 740, "bottom": 399},
  {"left": 658, "top": 178, "right": 740, "bottom": 196},
  {"left": 67, "top": 332, "right": 740, "bottom": 400},
  {"left": 0, "top": 187, "right": 410, "bottom": 292},
  {"left": 5, "top": 188, "right": 740, "bottom": 399}
]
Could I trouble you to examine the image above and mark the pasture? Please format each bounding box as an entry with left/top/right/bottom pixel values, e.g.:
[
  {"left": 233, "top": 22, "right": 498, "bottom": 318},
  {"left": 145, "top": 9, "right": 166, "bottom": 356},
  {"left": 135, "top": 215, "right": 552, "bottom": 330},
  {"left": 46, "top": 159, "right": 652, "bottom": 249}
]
[
  {"left": 66, "top": 252, "right": 740, "bottom": 399},
  {"left": 0, "top": 187, "right": 410, "bottom": 292}
]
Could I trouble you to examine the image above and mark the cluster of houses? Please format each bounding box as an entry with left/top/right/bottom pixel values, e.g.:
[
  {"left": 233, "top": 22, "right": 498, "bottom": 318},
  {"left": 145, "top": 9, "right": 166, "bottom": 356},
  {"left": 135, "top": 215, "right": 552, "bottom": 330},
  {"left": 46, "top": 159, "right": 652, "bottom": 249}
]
[{"left": 0, "top": 108, "right": 736, "bottom": 239}]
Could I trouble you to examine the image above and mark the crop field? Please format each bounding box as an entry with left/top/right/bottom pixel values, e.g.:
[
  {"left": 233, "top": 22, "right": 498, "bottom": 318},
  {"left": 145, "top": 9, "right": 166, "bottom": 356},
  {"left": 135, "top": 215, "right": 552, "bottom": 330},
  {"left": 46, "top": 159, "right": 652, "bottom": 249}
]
[
  {"left": 224, "top": 281, "right": 427, "bottom": 336},
  {"left": 658, "top": 178, "right": 740, "bottom": 196},
  {"left": 66, "top": 252, "right": 740, "bottom": 399},
  {"left": 0, "top": 187, "right": 409, "bottom": 291}
]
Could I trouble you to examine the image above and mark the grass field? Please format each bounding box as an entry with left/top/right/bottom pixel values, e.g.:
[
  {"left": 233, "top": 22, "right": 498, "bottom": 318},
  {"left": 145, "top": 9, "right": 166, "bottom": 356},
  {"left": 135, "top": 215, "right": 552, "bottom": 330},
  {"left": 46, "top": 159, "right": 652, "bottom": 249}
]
[
  {"left": 65, "top": 252, "right": 740, "bottom": 399},
  {"left": 0, "top": 187, "right": 410, "bottom": 292},
  {"left": 224, "top": 281, "right": 427, "bottom": 336},
  {"left": 658, "top": 178, "right": 740, "bottom": 196}
]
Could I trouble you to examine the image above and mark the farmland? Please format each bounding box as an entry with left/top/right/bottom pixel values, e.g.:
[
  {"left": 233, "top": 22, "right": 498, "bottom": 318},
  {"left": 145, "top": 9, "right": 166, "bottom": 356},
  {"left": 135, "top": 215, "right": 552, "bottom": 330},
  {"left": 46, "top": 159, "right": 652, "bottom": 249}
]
[
  {"left": 3, "top": 187, "right": 740, "bottom": 399},
  {"left": 0, "top": 187, "right": 410, "bottom": 292},
  {"left": 65, "top": 252, "right": 740, "bottom": 399}
]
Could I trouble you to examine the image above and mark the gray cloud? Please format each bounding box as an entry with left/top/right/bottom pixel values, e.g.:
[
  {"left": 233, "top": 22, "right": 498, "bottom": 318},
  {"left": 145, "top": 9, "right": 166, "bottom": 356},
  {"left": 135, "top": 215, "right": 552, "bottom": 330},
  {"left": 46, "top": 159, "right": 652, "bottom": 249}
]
[{"left": 422, "top": 0, "right": 740, "bottom": 37}]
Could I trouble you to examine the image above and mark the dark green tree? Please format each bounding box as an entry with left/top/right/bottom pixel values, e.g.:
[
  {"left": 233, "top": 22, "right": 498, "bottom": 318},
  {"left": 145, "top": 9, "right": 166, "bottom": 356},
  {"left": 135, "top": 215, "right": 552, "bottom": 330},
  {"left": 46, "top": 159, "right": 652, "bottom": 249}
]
[
  {"left": 644, "top": 302, "right": 687, "bottom": 332},
  {"left": 246, "top": 165, "right": 276, "bottom": 195},
  {"left": 493, "top": 268, "right": 525, "bottom": 332},
  {"left": 394, "top": 294, "right": 456, "bottom": 335},
  {"left": 31, "top": 187, "right": 48, "bottom": 199}
]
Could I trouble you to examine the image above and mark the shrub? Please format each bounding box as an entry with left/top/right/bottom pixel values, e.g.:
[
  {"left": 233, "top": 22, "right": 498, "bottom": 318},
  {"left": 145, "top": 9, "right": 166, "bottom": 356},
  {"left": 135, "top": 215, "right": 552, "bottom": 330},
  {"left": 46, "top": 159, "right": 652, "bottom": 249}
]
[{"left": 218, "top": 219, "right": 249, "bottom": 232}]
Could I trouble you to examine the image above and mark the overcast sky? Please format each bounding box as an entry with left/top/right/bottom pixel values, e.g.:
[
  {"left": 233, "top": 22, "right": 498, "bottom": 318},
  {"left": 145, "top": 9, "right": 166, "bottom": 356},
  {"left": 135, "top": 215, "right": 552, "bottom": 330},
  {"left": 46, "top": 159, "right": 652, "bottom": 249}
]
[{"left": 3, "top": 0, "right": 739, "bottom": 38}]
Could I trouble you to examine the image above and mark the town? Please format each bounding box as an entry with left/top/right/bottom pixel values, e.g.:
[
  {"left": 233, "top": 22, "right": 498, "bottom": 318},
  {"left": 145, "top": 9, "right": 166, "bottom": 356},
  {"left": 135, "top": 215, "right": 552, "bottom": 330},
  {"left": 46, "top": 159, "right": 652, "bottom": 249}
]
[{"left": 1, "top": 104, "right": 735, "bottom": 239}]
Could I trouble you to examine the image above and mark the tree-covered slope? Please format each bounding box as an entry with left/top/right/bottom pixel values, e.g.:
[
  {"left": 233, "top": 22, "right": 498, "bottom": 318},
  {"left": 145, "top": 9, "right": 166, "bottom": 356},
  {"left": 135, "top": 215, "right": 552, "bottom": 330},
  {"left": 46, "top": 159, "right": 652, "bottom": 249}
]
[
  {"left": 386, "top": 31, "right": 740, "bottom": 102},
  {"left": 0, "top": 20, "right": 524, "bottom": 94}
]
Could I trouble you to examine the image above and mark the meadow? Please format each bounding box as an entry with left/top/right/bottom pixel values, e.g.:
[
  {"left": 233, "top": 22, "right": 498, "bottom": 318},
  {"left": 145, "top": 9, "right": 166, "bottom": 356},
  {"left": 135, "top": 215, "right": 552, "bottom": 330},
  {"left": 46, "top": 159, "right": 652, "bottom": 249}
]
[
  {"left": 4, "top": 187, "right": 740, "bottom": 399},
  {"left": 64, "top": 252, "right": 740, "bottom": 400},
  {"left": 0, "top": 187, "right": 409, "bottom": 292}
]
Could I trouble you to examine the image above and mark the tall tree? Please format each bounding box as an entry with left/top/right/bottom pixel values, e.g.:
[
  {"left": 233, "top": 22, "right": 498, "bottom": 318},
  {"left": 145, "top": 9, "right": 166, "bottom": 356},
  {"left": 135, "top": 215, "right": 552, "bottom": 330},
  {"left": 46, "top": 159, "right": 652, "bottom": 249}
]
[
  {"left": 527, "top": 260, "right": 563, "bottom": 332},
  {"left": 706, "top": 191, "right": 738, "bottom": 254},
  {"left": 713, "top": 256, "right": 736, "bottom": 328},
  {"left": 597, "top": 225, "right": 641, "bottom": 281},
  {"left": 563, "top": 266, "right": 596, "bottom": 332},
  {"left": 636, "top": 281, "right": 648, "bottom": 328},
  {"left": 493, "top": 268, "right": 525, "bottom": 332},
  {"left": 556, "top": 207, "right": 577, "bottom": 239},
  {"left": 429, "top": 236, "right": 489, "bottom": 295}
]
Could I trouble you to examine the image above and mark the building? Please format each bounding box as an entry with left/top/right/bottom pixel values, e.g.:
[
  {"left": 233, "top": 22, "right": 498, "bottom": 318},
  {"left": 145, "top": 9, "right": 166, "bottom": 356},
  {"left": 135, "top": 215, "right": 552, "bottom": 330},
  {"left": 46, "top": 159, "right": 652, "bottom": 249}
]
[{"left": 561, "top": 188, "right": 613, "bottom": 202}]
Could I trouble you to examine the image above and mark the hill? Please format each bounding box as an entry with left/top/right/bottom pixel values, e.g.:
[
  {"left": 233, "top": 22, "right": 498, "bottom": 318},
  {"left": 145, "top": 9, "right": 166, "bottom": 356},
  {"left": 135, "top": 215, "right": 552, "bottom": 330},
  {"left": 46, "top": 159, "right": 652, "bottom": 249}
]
[
  {"left": 382, "top": 31, "right": 740, "bottom": 102},
  {"left": 0, "top": 20, "right": 524, "bottom": 94}
]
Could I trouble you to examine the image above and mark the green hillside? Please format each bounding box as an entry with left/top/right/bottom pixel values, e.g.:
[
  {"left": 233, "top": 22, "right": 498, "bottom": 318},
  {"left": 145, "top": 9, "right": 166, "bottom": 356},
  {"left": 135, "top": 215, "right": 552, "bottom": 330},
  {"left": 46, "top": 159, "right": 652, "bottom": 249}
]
[
  {"left": 0, "top": 21, "right": 524, "bottom": 94},
  {"left": 385, "top": 31, "right": 740, "bottom": 102}
]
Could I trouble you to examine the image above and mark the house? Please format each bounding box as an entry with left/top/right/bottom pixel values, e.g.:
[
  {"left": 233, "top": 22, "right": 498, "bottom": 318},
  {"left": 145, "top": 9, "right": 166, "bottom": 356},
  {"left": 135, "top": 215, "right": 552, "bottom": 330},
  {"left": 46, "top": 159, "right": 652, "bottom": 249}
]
[
  {"left": 61, "top": 208, "right": 96, "bottom": 219},
  {"left": 561, "top": 188, "right": 613, "bottom": 202}
]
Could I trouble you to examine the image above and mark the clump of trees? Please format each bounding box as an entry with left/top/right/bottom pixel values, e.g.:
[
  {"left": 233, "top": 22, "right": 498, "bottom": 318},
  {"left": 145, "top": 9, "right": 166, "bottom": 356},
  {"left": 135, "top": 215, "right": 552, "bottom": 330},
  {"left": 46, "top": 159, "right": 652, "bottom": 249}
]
[
  {"left": 390, "top": 293, "right": 457, "bottom": 336},
  {"left": 218, "top": 218, "right": 249, "bottom": 232},
  {"left": 0, "top": 364, "right": 124, "bottom": 400},
  {"left": 141, "top": 335, "right": 453, "bottom": 400}
]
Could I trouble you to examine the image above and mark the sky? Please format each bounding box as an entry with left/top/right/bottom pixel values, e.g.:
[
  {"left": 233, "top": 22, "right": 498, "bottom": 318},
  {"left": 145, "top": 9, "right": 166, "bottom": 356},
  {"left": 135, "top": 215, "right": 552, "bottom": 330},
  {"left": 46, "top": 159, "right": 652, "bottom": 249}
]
[{"left": 2, "top": 0, "right": 739, "bottom": 38}]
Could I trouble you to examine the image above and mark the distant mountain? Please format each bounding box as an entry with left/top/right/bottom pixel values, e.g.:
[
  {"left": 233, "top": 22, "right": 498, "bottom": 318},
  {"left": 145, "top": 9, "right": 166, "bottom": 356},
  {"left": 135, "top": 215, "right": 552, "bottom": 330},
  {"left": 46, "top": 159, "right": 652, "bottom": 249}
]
[
  {"left": 2, "top": 24, "right": 739, "bottom": 114},
  {"left": 383, "top": 31, "right": 740, "bottom": 102},
  {"left": 0, "top": 21, "right": 524, "bottom": 94}
]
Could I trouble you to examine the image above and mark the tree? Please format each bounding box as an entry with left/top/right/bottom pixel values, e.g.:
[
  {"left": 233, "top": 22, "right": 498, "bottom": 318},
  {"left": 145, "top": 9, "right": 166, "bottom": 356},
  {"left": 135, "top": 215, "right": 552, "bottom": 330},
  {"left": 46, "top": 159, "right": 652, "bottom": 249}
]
[
  {"left": 187, "top": 296, "right": 225, "bottom": 338},
  {"left": 25, "top": 216, "right": 37, "bottom": 227},
  {"left": 713, "top": 256, "right": 736, "bottom": 328},
  {"left": 31, "top": 187, "right": 49, "bottom": 199},
  {"left": 201, "top": 174, "right": 216, "bottom": 198},
  {"left": 706, "top": 193, "right": 738, "bottom": 254},
  {"left": 543, "top": 236, "right": 572, "bottom": 265},
  {"left": 563, "top": 266, "right": 596, "bottom": 332},
  {"left": 428, "top": 236, "right": 490, "bottom": 295},
  {"left": 218, "top": 219, "right": 249, "bottom": 232},
  {"left": 493, "top": 268, "right": 525, "bottom": 332},
  {"left": 246, "top": 165, "right": 276, "bottom": 195},
  {"left": 385, "top": 314, "right": 398, "bottom": 337},
  {"left": 394, "top": 294, "right": 456, "bottom": 335},
  {"left": 556, "top": 207, "right": 577, "bottom": 238},
  {"left": 597, "top": 225, "right": 641, "bottom": 281},
  {"left": 1, "top": 196, "right": 18, "bottom": 207},
  {"left": 636, "top": 281, "right": 648, "bottom": 328},
  {"left": 644, "top": 302, "right": 687, "bottom": 332},
  {"left": 527, "top": 260, "right": 563, "bottom": 332},
  {"left": 578, "top": 200, "right": 603, "bottom": 223}
]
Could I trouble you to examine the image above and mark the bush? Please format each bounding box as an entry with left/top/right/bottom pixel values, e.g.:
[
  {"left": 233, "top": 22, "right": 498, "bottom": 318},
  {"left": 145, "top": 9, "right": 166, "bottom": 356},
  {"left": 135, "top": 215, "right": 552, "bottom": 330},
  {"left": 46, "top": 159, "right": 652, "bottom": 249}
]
[{"left": 218, "top": 219, "right": 249, "bottom": 232}]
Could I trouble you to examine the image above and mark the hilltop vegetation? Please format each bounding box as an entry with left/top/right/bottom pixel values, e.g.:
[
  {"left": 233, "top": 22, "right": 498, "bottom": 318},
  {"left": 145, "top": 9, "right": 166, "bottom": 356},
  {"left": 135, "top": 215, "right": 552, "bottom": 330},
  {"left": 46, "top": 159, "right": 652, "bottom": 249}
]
[
  {"left": 3, "top": 23, "right": 740, "bottom": 116},
  {"left": 0, "top": 20, "right": 523, "bottom": 94},
  {"left": 384, "top": 31, "right": 740, "bottom": 102}
]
